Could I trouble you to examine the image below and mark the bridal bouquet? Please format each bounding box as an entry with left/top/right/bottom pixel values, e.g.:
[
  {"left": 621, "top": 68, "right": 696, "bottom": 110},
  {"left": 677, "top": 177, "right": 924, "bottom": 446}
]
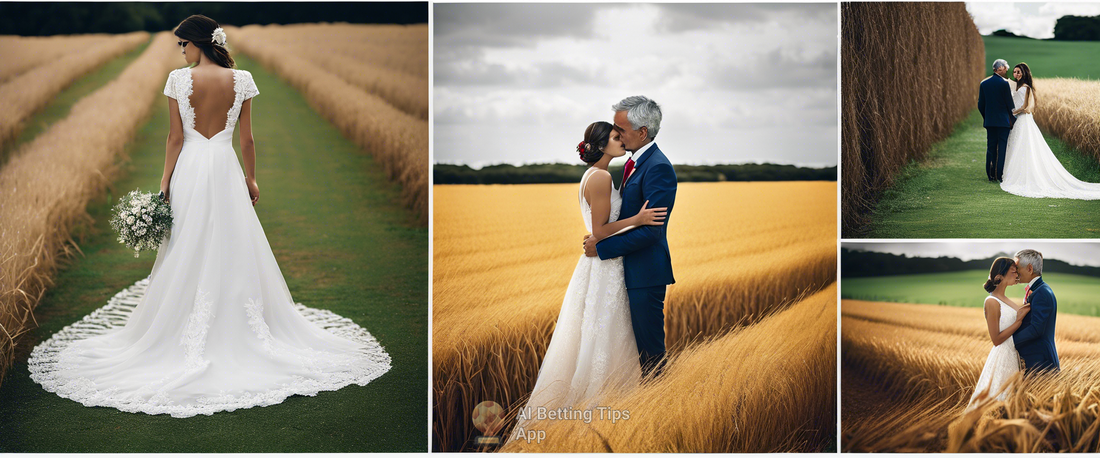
[{"left": 109, "top": 189, "right": 173, "bottom": 257}]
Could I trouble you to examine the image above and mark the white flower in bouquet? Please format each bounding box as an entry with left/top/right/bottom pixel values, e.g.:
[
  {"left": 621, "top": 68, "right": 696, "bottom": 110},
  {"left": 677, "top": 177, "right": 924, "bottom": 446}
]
[{"left": 109, "top": 189, "right": 173, "bottom": 257}]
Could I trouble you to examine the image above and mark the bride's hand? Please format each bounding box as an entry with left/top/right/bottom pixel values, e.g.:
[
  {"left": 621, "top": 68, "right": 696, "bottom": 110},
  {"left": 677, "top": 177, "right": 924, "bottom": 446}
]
[
  {"left": 633, "top": 200, "right": 667, "bottom": 226},
  {"left": 246, "top": 177, "right": 259, "bottom": 206},
  {"left": 1017, "top": 305, "right": 1031, "bottom": 320},
  {"left": 159, "top": 182, "right": 170, "bottom": 204}
]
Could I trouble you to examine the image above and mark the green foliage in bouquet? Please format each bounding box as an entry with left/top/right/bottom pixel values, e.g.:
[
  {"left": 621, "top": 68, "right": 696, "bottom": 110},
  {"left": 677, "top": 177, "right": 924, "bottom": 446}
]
[{"left": 109, "top": 189, "right": 172, "bottom": 257}]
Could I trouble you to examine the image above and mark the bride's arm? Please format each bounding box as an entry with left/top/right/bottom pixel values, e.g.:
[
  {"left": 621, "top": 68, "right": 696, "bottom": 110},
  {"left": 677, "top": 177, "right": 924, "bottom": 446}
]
[
  {"left": 1012, "top": 86, "right": 1032, "bottom": 115},
  {"left": 985, "top": 298, "right": 1024, "bottom": 346},
  {"left": 239, "top": 98, "right": 259, "bottom": 205},
  {"left": 584, "top": 171, "right": 664, "bottom": 241},
  {"left": 161, "top": 98, "right": 185, "bottom": 201}
]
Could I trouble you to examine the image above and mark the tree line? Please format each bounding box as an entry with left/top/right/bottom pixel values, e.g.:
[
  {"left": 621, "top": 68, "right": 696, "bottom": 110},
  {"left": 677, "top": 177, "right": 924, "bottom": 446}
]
[
  {"left": 434, "top": 163, "right": 837, "bottom": 186},
  {"left": 841, "top": 248, "right": 1100, "bottom": 278}
]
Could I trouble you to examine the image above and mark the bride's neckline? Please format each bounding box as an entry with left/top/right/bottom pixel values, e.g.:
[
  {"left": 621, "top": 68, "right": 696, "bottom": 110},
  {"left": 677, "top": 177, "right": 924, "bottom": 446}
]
[
  {"left": 184, "top": 66, "right": 238, "bottom": 141},
  {"left": 988, "top": 294, "right": 1020, "bottom": 311}
]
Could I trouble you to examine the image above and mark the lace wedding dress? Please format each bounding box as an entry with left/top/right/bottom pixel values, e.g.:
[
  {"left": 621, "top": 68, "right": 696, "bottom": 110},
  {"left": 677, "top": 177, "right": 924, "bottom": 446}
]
[
  {"left": 507, "top": 167, "right": 641, "bottom": 439},
  {"left": 966, "top": 296, "right": 1022, "bottom": 411},
  {"left": 1001, "top": 86, "right": 1100, "bottom": 199},
  {"left": 27, "top": 66, "right": 392, "bottom": 417}
]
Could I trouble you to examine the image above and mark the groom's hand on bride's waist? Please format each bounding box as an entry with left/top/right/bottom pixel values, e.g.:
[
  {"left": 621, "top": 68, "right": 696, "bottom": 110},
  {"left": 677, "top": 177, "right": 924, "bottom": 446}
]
[{"left": 583, "top": 234, "right": 598, "bottom": 257}]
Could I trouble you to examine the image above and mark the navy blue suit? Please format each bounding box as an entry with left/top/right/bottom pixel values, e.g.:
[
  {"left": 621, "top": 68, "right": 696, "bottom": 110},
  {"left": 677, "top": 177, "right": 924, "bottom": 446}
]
[
  {"left": 977, "top": 74, "right": 1015, "bottom": 181},
  {"left": 1013, "top": 276, "right": 1060, "bottom": 374},
  {"left": 595, "top": 143, "right": 676, "bottom": 376}
]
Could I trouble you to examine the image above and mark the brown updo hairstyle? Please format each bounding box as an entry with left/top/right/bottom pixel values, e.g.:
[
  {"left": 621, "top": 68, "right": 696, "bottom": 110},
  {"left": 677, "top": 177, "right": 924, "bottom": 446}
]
[
  {"left": 577, "top": 121, "right": 614, "bottom": 164},
  {"left": 173, "top": 14, "right": 236, "bottom": 69},
  {"left": 983, "top": 257, "right": 1015, "bottom": 293}
]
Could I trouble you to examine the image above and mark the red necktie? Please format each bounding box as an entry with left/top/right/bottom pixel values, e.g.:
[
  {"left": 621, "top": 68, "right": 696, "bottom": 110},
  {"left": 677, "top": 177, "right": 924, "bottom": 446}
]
[{"left": 623, "top": 157, "right": 635, "bottom": 183}]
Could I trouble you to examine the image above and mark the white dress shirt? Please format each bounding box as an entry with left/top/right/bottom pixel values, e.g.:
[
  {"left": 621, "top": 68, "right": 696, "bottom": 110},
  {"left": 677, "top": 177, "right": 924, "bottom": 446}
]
[{"left": 631, "top": 140, "right": 656, "bottom": 164}]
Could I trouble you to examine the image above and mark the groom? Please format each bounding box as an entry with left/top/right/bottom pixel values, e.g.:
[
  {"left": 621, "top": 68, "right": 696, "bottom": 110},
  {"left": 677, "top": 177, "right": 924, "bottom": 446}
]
[
  {"left": 583, "top": 95, "right": 677, "bottom": 377},
  {"left": 1012, "top": 249, "right": 1060, "bottom": 374},
  {"left": 977, "top": 58, "right": 1016, "bottom": 182}
]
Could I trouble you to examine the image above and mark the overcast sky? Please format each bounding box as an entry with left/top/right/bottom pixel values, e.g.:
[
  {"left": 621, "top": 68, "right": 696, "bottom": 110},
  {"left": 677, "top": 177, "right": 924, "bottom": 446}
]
[
  {"left": 844, "top": 242, "right": 1100, "bottom": 268},
  {"left": 434, "top": 3, "right": 838, "bottom": 168},
  {"left": 966, "top": 2, "right": 1100, "bottom": 38}
]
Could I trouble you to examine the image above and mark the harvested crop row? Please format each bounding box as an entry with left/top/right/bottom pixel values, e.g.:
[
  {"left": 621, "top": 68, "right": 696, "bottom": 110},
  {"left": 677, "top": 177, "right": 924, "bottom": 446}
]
[
  {"left": 235, "top": 23, "right": 427, "bottom": 79},
  {"left": 0, "top": 32, "right": 179, "bottom": 384},
  {"left": 841, "top": 2, "right": 985, "bottom": 235},
  {"left": 229, "top": 26, "right": 428, "bottom": 223},
  {"left": 0, "top": 31, "right": 149, "bottom": 153},
  {"left": 0, "top": 34, "right": 117, "bottom": 83}
]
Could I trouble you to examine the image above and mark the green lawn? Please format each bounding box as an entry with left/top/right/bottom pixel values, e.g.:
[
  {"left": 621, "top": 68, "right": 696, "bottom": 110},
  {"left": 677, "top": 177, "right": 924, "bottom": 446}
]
[
  {"left": 0, "top": 54, "right": 427, "bottom": 452},
  {"left": 983, "top": 35, "right": 1100, "bottom": 80},
  {"left": 863, "top": 111, "right": 1100, "bottom": 238},
  {"left": 842, "top": 270, "right": 1100, "bottom": 316}
]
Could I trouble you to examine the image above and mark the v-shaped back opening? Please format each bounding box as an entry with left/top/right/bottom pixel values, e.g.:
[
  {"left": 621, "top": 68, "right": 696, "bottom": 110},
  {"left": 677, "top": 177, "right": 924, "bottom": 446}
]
[{"left": 186, "top": 66, "right": 237, "bottom": 140}]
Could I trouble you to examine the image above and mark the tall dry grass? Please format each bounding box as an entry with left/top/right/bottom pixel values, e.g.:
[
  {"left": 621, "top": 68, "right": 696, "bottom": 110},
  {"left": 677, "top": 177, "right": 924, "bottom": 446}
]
[
  {"left": 841, "top": 2, "right": 985, "bottom": 236},
  {"left": 0, "top": 31, "right": 149, "bottom": 154},
  {"left": 499, "top": 284, "right": 837, "bottom": 453},
  {"left": 0, "top": 34, "right": 117, "bottom": 83},
  {"left": 0, "top": 32, "right": 178, "bottom": 384},
  {"left": 842, "top": 299, "right": 1100, "bottom": 452},
  {"left": 232, "top": 23, "right": 427, "bottom": 118},
  {"left": 1031, "top": 78, "right": 1100, "bottom": 162},
  {"left": 433, "top": 182, "right": 837, "bottom": 451},
  {"left": 229, "top": 25, "right": 428, "bottom": 224}
]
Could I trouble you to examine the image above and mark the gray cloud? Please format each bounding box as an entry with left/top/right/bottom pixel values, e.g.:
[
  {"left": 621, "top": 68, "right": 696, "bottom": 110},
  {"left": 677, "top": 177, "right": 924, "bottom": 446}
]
[{"left": 655, "top": 3, "right": 836, "bottom": 32}]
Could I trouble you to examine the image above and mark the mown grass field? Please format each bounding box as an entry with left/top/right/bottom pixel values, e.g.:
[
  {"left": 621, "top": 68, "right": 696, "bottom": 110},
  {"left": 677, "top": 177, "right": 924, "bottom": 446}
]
[
  {"left": 842, "top": 270, "right": 1100, "bottom": 315},
  {"left": 983, "top": 35, "right": 1100, "bottom": 80},
  {"left": 433, "top": 181, "right": 837, "bottom": 452},
  {"left": 862, "top": 111, "right": 1100, "bottom": 238},
  {"left": 842, "top": 299, "right": 1100, "bottom": 452},
  {"left": 0, "top": 52, "right": 427, "bottom": 452}
]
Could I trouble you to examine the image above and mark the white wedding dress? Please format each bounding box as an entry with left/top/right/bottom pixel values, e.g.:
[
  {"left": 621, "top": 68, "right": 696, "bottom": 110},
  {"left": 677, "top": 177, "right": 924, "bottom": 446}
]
[
  {"left": 966, "top": 296, "right": 1022, "bottom": 411},
  {"left": 1001, "top": 85, "right": 1100, "bottom": 199},
  {"left": 508, "top": 167, "right": 641, "bottom": 439},
  {"left": 27, "top": 66, "right": 392, "bottom": 417}
]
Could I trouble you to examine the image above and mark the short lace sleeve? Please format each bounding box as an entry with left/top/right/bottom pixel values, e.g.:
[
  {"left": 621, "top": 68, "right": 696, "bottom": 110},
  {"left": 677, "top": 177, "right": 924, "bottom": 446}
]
[
  {"left": 163, "top": 69, "right": 178, "bottom": 100},
  {"left": 239, "top": 70, "right": 259, "bottom": 101}
]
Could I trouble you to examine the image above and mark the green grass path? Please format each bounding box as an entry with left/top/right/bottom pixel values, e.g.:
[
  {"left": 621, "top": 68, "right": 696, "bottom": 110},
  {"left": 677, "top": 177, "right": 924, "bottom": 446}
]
[
  {"left": 0, "top": 54, "right": 427, "bottom": 452},
  {"left": 864, "top": 111, "right": 1100, "bottom": 238},
  {"left": 842, "top": 270, "right": 1100, "bottom": 316}
]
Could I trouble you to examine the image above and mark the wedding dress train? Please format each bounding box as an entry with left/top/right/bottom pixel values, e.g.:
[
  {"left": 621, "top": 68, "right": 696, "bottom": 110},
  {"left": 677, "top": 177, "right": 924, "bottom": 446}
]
[
  {"left": 508, "top": 167, "right": 642, "bottom": 439},
  {"left": 966, "top": 296, "right": 1022, "bottom": 410},
  {"left": 27, "top": 66, "right": 391, "bottom": 417},
  {"left": 1001, "top": 86, "right": 1100, "bottom": 199}
]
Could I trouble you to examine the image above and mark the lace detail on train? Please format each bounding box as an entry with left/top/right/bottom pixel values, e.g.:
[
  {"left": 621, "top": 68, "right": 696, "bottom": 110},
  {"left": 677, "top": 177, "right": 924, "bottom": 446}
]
[
  {"left": 27, "top": 277, "right": 392, "bottom": 418},
  {"left": 966, "top": 296, "right": 1023, "bottom": 410},
  {"left": 1001, "top": 86, "right": 1100, "bottom": 199},
  {"left": 507, "top": 167, "right": 639, "bottom": 442}
]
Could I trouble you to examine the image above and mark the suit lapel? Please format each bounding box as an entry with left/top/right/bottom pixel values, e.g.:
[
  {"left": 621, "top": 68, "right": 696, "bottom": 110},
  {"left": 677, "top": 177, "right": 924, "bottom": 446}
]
[{"left": 626, "top": 143, "right": 659, "bottom": 186}]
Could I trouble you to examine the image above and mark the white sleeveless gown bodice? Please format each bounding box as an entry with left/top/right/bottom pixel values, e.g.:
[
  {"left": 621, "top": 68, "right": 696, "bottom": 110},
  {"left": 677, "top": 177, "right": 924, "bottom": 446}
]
[
  {"left": 1001, "top": 86, "right": 1100, "bottom": 199},
  {"left": 966, "top": 296, "right": 1022, "bottom": 410},
  {"left": 26, "top": 66, "right": 392, "bottom": 417},
  {"left": 508, "top": 168, "right": 641, "bottom": 439}
]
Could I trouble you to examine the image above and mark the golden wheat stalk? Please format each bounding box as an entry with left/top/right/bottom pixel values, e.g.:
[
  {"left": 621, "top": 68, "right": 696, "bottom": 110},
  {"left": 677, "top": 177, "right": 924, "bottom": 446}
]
[
  {"left": 0, "top": 31, "right": 178, "bottom": 385},
  {"left": 0, "top": 34, "right": 121, "bottom": 83},
  {"left": 499, "top": 284, "right": 837, "bottom": 453},
  {"left": 1031, "top": 78, "right": 1100, "bottom": 162},
  {"left": 237, "top": 23, "right": 427, "bottom": 79}
]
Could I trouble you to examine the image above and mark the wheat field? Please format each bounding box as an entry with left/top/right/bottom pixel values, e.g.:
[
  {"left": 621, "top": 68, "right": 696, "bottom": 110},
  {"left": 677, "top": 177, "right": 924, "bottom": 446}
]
[
  {"left": 230, "top": 24, "right": 428, "bottom": 223},
  {"left": 1032, "top": 78, "right": 1100, "bottom": 162},
  {"left": 433, "top": 181, "right": 837, "bottom": 451},
  {"left": 842, "top": 299, "right": 1100, "bottom": 452}
]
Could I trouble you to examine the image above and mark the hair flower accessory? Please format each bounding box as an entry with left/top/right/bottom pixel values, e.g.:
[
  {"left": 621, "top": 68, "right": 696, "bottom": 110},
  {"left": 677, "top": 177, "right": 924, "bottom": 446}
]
[
  {"left": 211, "top": 27, "right": 227, "bottom": 47},
  {"left": 576, "top": 141, "right": 587, "bottom": 158}
]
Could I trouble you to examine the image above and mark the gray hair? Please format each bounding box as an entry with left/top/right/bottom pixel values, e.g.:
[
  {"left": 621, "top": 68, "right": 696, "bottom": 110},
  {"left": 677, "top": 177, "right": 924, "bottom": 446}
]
[
  {"left": 1015, "top": 249, "right": 1043, "bottom": 275},
  {"left": 612, "top": 95, "right": 661, "bottom": 140},
  {"left": 993, "top": 59, "right": 1008, "bottom": 71}
]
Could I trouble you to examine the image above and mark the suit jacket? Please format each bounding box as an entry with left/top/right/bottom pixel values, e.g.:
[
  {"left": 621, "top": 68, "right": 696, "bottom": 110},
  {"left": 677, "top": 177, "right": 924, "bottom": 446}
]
[
  {"left": 1013, "top": 276, "right": 1060, "bottom": 370},
  {"left": 595, "top": 143, "right": 676, "bottom": 289},
  {"left": 977, "top": 74, "right": 1016, "bottom": 128}
]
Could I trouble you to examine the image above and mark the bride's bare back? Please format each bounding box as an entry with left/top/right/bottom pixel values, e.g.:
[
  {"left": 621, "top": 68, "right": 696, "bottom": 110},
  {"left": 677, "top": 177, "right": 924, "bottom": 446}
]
[{"left": 187, "top": 66, "right": 235, "bottom": 139}]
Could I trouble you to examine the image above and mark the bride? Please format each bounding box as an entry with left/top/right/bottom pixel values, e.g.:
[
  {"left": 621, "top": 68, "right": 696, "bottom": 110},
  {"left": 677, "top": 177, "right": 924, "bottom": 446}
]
[
  {"left": 966, "top": 257, "right": 1030, "bottom": 411},
  {"left": 507, "top": 121, "right": 665, "bottom": 439},
  {"left": 1001, "top": 62, "right": 1100, "bottom": 199},
  {"left": 27, "top": 15, "right": 391, "bottom": 417}
]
